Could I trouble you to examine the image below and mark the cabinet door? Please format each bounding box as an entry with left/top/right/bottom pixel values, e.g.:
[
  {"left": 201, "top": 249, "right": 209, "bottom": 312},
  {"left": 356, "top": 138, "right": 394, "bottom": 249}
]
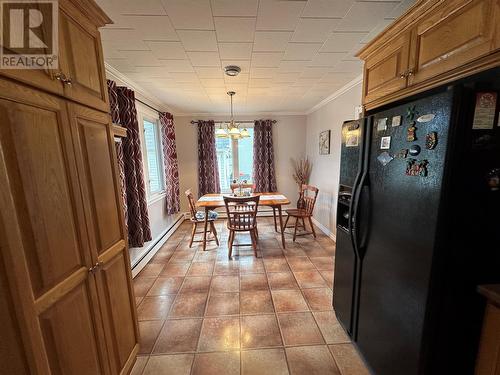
[
  {"left": 409, "top": 0, "right": 496, "bottom": 86},
  {"left": 68, "top": 103, "right": 139, "bottom": 375},
  {"left": 59, "top": 2, "right": 109, "bottom": 112},
  {"left": 0, "top": 78, "right": 110, "bottom": 375},
  {"left": 363, "top": 32, "right": 411, "bottom": 105}
]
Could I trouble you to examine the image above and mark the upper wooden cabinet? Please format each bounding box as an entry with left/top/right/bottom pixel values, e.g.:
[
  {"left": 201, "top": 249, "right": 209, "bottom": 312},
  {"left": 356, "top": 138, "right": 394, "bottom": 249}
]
[
  {"left": 358, "top": 0, "right": 500, "bottom": 110},
  {"left": 363, "top": 32, "right": 412, "bottom": 104},
  {"left": 0, "top": 0, "right": 111, "bottom": 112}
]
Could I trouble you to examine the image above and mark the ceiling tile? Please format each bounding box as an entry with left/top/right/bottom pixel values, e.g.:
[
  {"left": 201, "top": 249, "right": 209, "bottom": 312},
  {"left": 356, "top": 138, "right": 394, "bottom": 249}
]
[
  {"left": 169, "top": 72, "right": 200, "bottom": 82},
  {"left": 134, "top": 66, "right": 172, "bottom": 78},
  {"left": 249, "top": 67, "right": 279, "bottom": 78},
  {"left": 211, "top": 0, "right": 259, "bottom": 16},
  {"left": 292, "top": 18, "right": 340, "bottom": 42},
  {"left": 253, "top": 32, "right": 293, "bottom": 52},
  {"left": 300, "top": 67, "right": 329, "bottom": 78},
  {"left": 388, "top": 0, "right": 415, "bottom": 19},
  {"left": 335, "top": 2, "right": 399, "bottom": 32},
  {"left": 121, "top": 16, "right": 178, "bottom": 40},
  {"left": 331, "top": 59, "right": 364, "bottom": 72},
  {"left": 251, "top": 52, "right": 283, "bottom": 67},
  {"left": 360, "top": 19, "right": 394, "bottom": 43},
  {"left": 119, "top": 50, "right": 164, "bottom": 66},
  {"left": 218, "top": 43, "right": 253, "bottom": 60},
  {"left": 224, "top": 73, "right": 249, "bottom": 83},
  {"left": 194, "top": 66, "right": 224, "bottom": 78},
  {"left": 113, "top": 0, "right": 166, "bottom": 15},
  {"left": 160, "top": 0, "right": 214, "bottom": 30},
  {"left": 160, "top": 59, "right": 195, "bottom": 72},
  {"left": 273, "top": 72, "right": 297, "bottom": 83},
  {"left": 278, "top": 60, "right": 309, "bottom": 72},
  {"left": 105, "top": 58, "right": 137, "bottom": 72},
  {"left": 248, "top": 79, "right": 271, "bottom": 88},
  {"left": 307, "top": 52, "right": 345, "bottom": 67},
  {"left": 283, "top": 43, "right": 321, "bottom": 60},
  {"left": 146, "top": 41, "right": 187, "bottom": 59},
  {"left": 256, "top": 0, "right": 306, "bottom": 31},
  {"left": 177, "top": 30, "right": 218, "bottom": 52},
  {"left": 214, "top": 17, "right": 256, "bottom": 42},
  {"left": 301, "top": 0, "right": 354, "bottom": 18},
  {"left": 187, "top": 51, "right": 221, "bottom": 67},
  {"left": 200, "top": 78, "right": 226, "bottom": 88},
  {"left": 320, "top": 71, "right": 359, "bottom": 83},
  {"left": 320, "top": 32, "right": 367, "bottom": 52}
]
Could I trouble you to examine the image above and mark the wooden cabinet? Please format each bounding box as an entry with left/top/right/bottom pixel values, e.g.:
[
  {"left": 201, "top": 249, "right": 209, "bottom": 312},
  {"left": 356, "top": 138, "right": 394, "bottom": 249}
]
[
  {"left": 409, "top": 0, "right": 496, "bottom": 86},
  {"left": 358, "top": 0, "right": 500, "bottom": 110},
  {"left": 476, "top": 285, "right": 500, "bottom": 375},
  {"left": 0, "top": 0, "right": 110, "bottom": 112},
  {"left": 0, "top": 1, "right": 138, "bottom": 374},
  {"left": 363, "top": 32, "right": 412, "bottom": 104}
]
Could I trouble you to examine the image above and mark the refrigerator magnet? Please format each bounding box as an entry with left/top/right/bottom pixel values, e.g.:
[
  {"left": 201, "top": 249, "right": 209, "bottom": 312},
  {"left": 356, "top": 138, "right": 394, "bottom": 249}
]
[
  {"left": 377, "top": 118, "right": 388, "bottom": 132},
  {"left": 409, "top": 145, "right": 421, "bottom": 156},
  {"left": 406, "top": 159, "right": 428, "bottom": 177},
  {"left": 391, "top": 116, "right": 402, "bottom": 127},
  {"left": 394, "top": 149, "right": 408, "bottom": 159},
  {"left": 417, "top": 114, "right": 436, "bottom": 123},
  {"left": 377, "top": 152, "right": 393, "bottom": 166},
  {"left": 425, "top": 132, "right": 437, "bottom": 149},
  {"left": 472, "top": 92, "right": 497, "bottom": 130},
  {"left": 346, "top": 132, "right": 359, "bottom": 147},
  {"left": 407, "top": 123, "right": 417, "bottom": 142},
  {"left": 380, "top": 136, "right": 391, "bottom": 150}
]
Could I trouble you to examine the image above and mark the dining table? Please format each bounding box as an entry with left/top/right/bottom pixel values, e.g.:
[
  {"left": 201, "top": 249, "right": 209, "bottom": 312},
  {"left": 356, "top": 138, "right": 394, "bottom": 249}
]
[{"left": 196, "top": 192, "right": 291, "bottom": 250}]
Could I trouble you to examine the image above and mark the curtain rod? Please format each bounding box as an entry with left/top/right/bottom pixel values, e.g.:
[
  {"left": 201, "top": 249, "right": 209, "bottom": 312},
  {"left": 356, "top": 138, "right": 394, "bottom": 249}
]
[
  {"left": 136, "top": 98, "right": 162, "bottom": 114},
  {"left": 190, "top": 120, "right": 277, "bottom": 125}
]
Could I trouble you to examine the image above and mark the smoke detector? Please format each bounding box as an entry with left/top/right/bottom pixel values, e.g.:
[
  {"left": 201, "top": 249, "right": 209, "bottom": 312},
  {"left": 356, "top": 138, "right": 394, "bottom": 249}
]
[{"left": 224, "top": 65, "right": 241, "bottom": 77}]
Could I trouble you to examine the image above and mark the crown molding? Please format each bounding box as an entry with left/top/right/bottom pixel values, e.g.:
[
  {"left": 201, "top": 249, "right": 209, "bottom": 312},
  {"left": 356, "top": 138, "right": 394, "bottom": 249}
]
[
  {"left": 174, "top": 111, "right": 307, "bottom": 117},
  {"left": 305, "top": 74, "right": 363, "bottom": 115},
  {"left": 104, "top": 63, "right": 174, "bottom": 114}
]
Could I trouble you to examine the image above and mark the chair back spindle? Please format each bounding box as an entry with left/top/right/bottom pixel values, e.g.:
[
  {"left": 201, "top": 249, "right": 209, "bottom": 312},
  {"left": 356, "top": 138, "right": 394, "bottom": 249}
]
[
  {"left": 224, "top": 195, "right": 260, "bottom": 231},
  {"left": 185, "top": 189, "right": 198, "bottom": 220}
]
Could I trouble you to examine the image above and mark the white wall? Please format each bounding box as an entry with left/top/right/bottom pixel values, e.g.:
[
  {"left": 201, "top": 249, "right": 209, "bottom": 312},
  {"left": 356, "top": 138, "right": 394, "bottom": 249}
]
[
  {"left": 175, "top": 115, "right": 307, "bottom": 212},
  {"left": 305, "top": 82, "right": 362, "bottom": 237}
]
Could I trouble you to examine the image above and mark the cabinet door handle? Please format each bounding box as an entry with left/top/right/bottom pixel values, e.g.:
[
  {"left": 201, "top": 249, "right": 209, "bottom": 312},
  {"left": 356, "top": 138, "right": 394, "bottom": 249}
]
[
  {"left": 54, "top": 72, "right": 72, "bottom": 85},
  {"left": 400, "top": 71, "right": 408, "bottom": 79},
  {"left": 407, "top": 69, "right": 414, "bottom": 77},
  {"left": 88, "top": 262, "right": 101, "bottom": 274}
]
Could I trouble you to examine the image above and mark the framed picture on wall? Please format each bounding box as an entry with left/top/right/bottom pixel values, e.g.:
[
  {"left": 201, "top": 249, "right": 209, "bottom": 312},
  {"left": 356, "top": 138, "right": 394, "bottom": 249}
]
[{"left": 319, "top": 130, "right": 331, "bottom": 155}]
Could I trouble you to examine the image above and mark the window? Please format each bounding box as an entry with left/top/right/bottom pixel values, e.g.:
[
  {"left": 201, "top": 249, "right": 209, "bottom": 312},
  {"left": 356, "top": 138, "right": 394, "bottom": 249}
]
[
  {"left": 141, "top": 118, "right": 164, "bottom": 197},
  {"left": 215, "top": 127, "right": 254, "bottom": 192}
]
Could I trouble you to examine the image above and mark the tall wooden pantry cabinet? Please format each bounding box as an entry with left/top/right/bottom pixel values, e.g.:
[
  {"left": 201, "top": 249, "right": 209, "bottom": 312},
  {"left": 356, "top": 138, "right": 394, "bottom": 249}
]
[{"left": 0, "top": 0, "right": 139, "bottom": 374}]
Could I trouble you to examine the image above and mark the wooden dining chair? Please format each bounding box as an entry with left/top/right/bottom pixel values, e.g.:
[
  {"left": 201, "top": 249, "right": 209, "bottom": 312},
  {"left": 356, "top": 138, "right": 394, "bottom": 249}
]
[
  {"left": 185, "top": 189, "right": 219, "bottom": 248},
  {"left": 223, "top": 195, "right": 260, "bottom": 258},
  {"left": 284, "top": 184, "right": 319, "bottom": 241}
]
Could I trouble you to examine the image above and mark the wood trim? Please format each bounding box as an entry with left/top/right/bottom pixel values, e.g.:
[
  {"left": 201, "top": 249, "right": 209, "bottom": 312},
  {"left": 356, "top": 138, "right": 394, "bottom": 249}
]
[
  {"left": 357, "top": 0, "right": 444, "bottom": 59},
  {"left": 364, "top": 50, "right": 500, "bottom": 111},
  {"left": 98, "top": 240, "right": 127, "bottom": 265},
  {"left": 120, "top": 344, "right": 139, "bottom": 375},
  {"left": 64, "top": 0, "right": 112, "bottom": 27},
  {"left": 112, "top": 124, "right": 128, "bottom": 138}
]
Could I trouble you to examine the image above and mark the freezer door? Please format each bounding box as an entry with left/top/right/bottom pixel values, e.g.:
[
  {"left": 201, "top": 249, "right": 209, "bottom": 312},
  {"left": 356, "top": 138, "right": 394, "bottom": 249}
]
[{"left": 355, "top": 90, "right": 454, "bottom": 375}]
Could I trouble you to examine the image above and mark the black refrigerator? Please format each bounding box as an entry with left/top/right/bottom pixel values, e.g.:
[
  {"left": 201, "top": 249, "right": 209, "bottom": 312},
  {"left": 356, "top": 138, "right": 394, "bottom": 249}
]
[{"left": 333, "top": 68, "right": 500, "bottom": 375}]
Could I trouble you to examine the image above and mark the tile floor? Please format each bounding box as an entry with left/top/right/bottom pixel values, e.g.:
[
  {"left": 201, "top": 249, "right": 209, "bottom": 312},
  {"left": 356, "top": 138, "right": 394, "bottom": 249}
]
[{"left": 131, "top": 217, "right": 370, "bottom": 375}]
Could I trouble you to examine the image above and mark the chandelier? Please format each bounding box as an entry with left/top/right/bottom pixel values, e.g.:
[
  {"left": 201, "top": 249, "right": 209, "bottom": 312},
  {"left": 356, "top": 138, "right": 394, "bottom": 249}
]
[{"left": 215, "top": 91, "right": 250, "bottom": 139}]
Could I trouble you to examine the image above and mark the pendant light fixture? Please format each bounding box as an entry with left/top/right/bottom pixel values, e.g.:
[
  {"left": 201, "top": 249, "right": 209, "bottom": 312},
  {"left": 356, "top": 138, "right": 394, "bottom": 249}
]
[{"left": 215, "top": 90, "right": 250, "bottom": 139}]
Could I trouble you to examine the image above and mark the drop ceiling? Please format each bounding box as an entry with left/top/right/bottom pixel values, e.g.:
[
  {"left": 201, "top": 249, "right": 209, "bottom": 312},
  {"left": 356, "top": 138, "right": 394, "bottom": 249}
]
[{"left": 96, "top": 0, "right": 415, "bottom": 114}]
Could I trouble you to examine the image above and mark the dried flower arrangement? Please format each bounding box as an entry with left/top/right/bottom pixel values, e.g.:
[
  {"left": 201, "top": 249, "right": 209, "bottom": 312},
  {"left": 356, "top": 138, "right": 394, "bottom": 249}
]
[{"left": 291, "top": 156, "right": 312, "bottom": 189}]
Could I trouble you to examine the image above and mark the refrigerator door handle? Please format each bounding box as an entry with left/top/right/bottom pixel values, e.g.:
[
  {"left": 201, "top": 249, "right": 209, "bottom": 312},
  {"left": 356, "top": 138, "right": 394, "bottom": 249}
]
[{"left": 352, "top": 170, "right": 368, "bottom": 256}]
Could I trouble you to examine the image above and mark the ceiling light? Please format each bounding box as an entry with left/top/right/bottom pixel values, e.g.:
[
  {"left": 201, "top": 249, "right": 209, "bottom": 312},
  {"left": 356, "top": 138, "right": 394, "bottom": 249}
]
[
  {"left": 216, "top": 91, "right": 243, "bottom": 139},
  {"left": 240, "top": 128, "right": 250, "bottom": 138},
  {"left": 224, "top": 65, "right": 241, "bottom": 77}
]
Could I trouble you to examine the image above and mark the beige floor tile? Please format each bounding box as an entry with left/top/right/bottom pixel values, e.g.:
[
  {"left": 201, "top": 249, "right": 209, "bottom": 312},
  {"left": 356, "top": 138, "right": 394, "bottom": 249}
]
[
  {"left": 240, "top": 314, "right": 282, "bottom": 349},
  {"left": 179, "top": 276, "right": 211, "bottom": 293},
  {"left": 138, "top": 320, "right": 163, "bottom": 355},
  {"left": 313, "top": 311, "right": 350, "bottom": 344},
  {"left": 302, "top": 288, "right": 333, "bottom": 311},
  {"left": 161, "top": 263, "right": 190, "bottom": 277},
  {"left": 286, "top": 345, "right": 341, "bottom": 375},
  {"left": 198, "top": 316, "right": 240, "bottom": 352},
  {"left": 211, "top": 275, "right": 239, "bottom": 292},
  {"left": 267, "top": 272, "right": 299, "bottom": 290},
  {"left": 328, "top": 343, "right": 370, "bottom": 375},
  {"left": 130, "top": 356, "right": 148, "bottom": 375},
  {"left": 188, "top": 262, "right": 214, "bottom": 276},
  {"left": 153, "top": 318, "right": 202, "bottom": 354},
  {"left": 134, "top": 277, "right": 157, "bottom": 297},
  {"left": 271, "top": 290, "right": 309, "bottom": 313},
  {"left": 169, "top": 292, "right": 208, "bottom": 318},
  {"left": 191, "top": 351, "right": 240, "bottom": 375},
  {"left": 147, "top": 277, "right": 183, "bottom": 296},
  {"left": 241, "top": 348, "right": 289, "bottom": 375},
  {"left": 142, "top": 354, "right": 194, "bottom": 375},
  {"left": 277, "top": 312, "right": 324, "bottom": 346},
  {"left": 206, "top": 292, "right": 240, "bottom": 316},
  {"left": 137, "top": 295, "right": 175, "bottom": 321},
  {"left": 138, "top": 263, "right": 165, "bottom": 278},
  {"left": 240, "top": 273, "right": 269, "bottom": 291},
  {"left": 240, "top": 290, "right": 275, "bottom": 314}
]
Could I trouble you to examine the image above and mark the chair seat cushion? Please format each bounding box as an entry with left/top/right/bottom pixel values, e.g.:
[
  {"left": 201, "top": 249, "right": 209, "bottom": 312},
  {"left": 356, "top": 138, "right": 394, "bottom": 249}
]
[
  {"left": 195, "top": 210, "right": 218, "bottom": 221},
  {"left": 285, "top": 208, "right": 309, "bottom": 217}
]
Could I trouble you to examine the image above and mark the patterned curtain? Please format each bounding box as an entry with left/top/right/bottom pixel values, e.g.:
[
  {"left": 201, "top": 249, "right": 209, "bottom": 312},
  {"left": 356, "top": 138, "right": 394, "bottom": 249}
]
[
  {"left": 197, "top": 120, "right": 220, "bottom": 196},
  {"left": 117, "top": 86, "right": 152, "bottom": 247},
  {"left": 107, "top": 80, "right": 128, "bottom": 232},
  {"left": 253, "top": 119, "right": 277, "bottom": 192},
  {"left": 159, "top": 112, "right": 180, "bottom": 214}
]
